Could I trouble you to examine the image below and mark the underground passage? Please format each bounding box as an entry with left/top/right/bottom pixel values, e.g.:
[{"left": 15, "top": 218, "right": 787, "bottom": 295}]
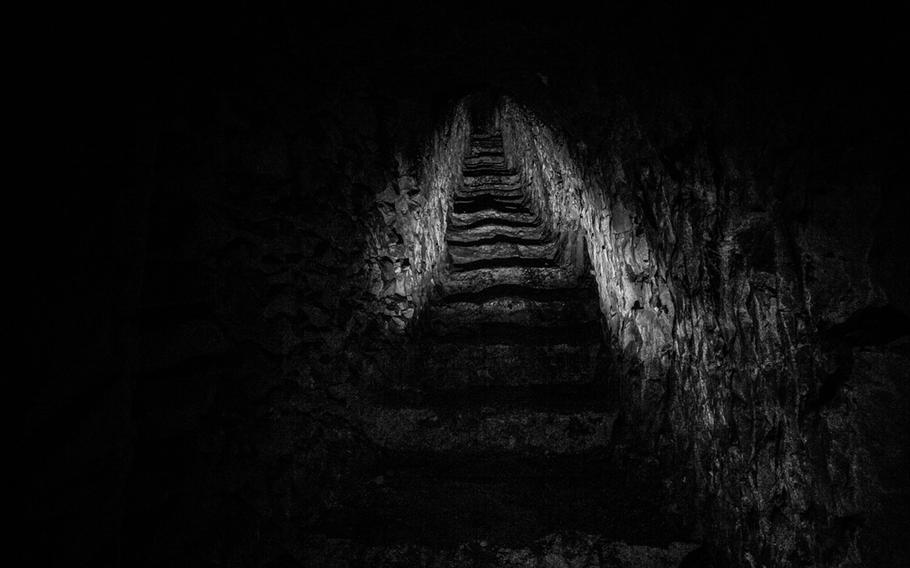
[{"left": 28, "top": 7, "right": 910, "bottom": 568}]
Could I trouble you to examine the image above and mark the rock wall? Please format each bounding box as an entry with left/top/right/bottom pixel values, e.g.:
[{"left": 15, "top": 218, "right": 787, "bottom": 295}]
[
  {"left": 498, "top": 97, "right": 910, "bottom": 567},
  {"left": 501, "top": 99, "right": 672, "bottom": 419},
  {"left": 360, "top": 103, "right": 470, "bottom": 334}
]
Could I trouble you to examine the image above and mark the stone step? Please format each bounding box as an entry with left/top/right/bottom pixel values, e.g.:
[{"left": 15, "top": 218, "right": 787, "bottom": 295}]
[
  {"left": 422, "top": 320, "right": 603, "bottom": 345},
  {"left": 447, "top": 240, "right": 559, "bottom": 265},
  {"left": 468, "top": 146, "right": 505, "bottom": 156},
  {"left": 315, "top": 535, "right": 699, "bottom": 567},
  {"left": 446, "top": 223, "right": 551, "bottom": 243},
  {"left": 436, "top": 284, "right": 599, "bottom": 305},
  {"left": 378, "top": 448, "right": 617, "bottom": 479},
  {"left": 458, "top": 182, "right": 528, "bottom": 195},
  {"left": 450, "top": 208, "right": 539, "bottom": 227},
  {"left": 314, "top": 452, "right": 695, "bottom": 552},
  {"left": 452, "top": 198, "right": 530, "bottom": 215},
  {"left": 468, "top": 137, "right": 503, "bottom": 146},
  {"left": 462, "top": 166, "right": 519, "bottom": 175},
  {"left": 453, "top": 191, "right": 531, "bottom": 208},
  {"left": 458, "top": 187, "right": 527, "bottom": 198},
  {"left": 406, "top": 341, "right": 603, "bottom": 389},
  {"left": 446, "top": 235, "right": 553, "bottom": 251},
  {"left": 319, "top": 475, "right": 617, "bottom": 546},
  {"left": 464, "top": 172, "right": 522, "bottom": 187},
  {"left": 464, "top": 155, "right": 507, "bottom": 168},
  {"left": 463, "top": 164, "right": 516, "bottom": 175},
  {"left": 454, "top": 190, "right": 526, "bottom": 204},
  {"left": 427, "top": 295, "right": 598, "bottom": 330},
  {"left": 458, "top": 186, "right": 528, "bottom": 198},
  {"left": 357, "top": 403, "right": 617, "bottom": 455},
  {"left": 307, "top": 451, "right": 696, "bottom": 568},
  {"left": 450, "top": 256, "right": 558, "bottom": 272},
  {"left": 470, "top": 137, "right": 502, "bottom": 147},
  {"left": 468, "top": 144, "right": 503, "bottom": 152},
  {"left": 371, "top": 383, "right": 617, "bottom": 412},
  {"left": 438, "top": 266, "right": 585, "bottom": 296}
]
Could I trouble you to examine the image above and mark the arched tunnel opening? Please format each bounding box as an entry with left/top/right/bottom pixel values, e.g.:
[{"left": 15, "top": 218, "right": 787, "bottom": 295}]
[{"left": 27, "top": 7, "right": 910, "bottom": 568}]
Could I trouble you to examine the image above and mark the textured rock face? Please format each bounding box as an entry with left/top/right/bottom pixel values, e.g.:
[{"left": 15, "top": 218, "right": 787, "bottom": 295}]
[
  {"left": 361, "top": 105, "right": 470, "bottom": 333},
  {"left": 501, "top": 99, "right": 674, "bottom": 425},
  {"left": 498, "top": 97, "right": 910, "bottom": 567}
]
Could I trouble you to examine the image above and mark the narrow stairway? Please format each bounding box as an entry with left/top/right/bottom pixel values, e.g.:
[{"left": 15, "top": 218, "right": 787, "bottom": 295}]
[{"left": 316, "top": 132, "right": 695, "bottom": 567}]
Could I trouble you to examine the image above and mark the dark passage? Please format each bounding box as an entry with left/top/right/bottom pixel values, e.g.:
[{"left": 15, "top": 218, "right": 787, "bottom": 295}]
[
  {"left": 30, "top": 7, "right": 910, "bottom": 568},
  {"left": 311, "top": 131, "right": 696, "bottom": 564}
]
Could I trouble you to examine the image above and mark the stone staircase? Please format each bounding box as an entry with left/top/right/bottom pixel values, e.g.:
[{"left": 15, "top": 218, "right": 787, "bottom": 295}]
[{"left": 313, "top": 132, "right": 695, "bottom": 567}]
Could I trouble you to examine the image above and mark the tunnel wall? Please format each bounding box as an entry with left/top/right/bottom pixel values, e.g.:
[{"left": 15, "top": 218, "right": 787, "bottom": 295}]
[
  {"left": 500, "top": 107, "right": 590, "bottom": 281},
  {"left": 501, "top": 100, "right": 668, "bottom": 404},
  {"left": 361, "top": 102, "right": 470, "bottom": 333},
  {"left": 498, "top": 96, "right": 910, "bottom": 567}
]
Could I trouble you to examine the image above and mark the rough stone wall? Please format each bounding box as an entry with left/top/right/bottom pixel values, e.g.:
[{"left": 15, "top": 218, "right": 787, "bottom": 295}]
[
  {"left": 499, "top": 107, "right": 589, "bottom": 280},
  {"left": 499, "top": 97, "right": 910, "bottom": 567},
  {"left": 501, "top": 100, "right": 670, "bottom": 413},
  {"left": 361, "top": 103, "right": 470, "bottom": 334}
]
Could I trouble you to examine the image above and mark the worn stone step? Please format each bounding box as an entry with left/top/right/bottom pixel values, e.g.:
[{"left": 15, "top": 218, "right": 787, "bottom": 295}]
[
  {"left": 358, "top": 403, "right": 617, "bottom": 455},
  {"left": 439, "top": 266, "right": 585, "bottom": 296},
  {"left": 468, "top": 146, "right": 504, "bottom": 157},
  {"left": 446, "top": 223, "right": 551, "bottom": 243},
  {"left": 453, "top": 199, "right": 530, "bottom": 215},
  {"left": 470, "top": 137, "right": 502, "bottom": 147},
  {"left": 464, "top": 172, "right": 522, "bottom": 186},
  {"left": 371, "top": 383, "right": 617, "bottom": 412},
  {"left": 437, "top": 284, "right": 599, "bottom": 305},
  {"left": 458, "top": 186, "right": 527, "bottom": 198},
  {"left": 352, "top": 538, "right": 699, "bottom": 568},
  {"left": 469, "top": 143, "right": 503, "bottom": 151},
  {"left": 468, "top": 144, "right": 503, "bottom": 152},
  {"left": 379, "top": 448, "right": 618, "bottom": 479},
  {"left": 453, "top": 192, "right": 527, "bottom": 206},
  {"left": 467, "top": 152, "right": 504, "bottom": 159},
  {"left": 312, "top": 450, "right": 696, "bottom": 558},
  {"left": 448, "top": 240, "right": 559, "bottom": 265},
  {"left": 446, "top": 236, "right": 553, "bottom": 251},
  {"left": 464, "top": 156, "right": 506, "bottom": 168},
  {"left": 457, "top": 182, "right": 528, "bottom": 195},
  {"left": 454, "top": 191, "right": 526, "bottom": 204},
  {"left": 455, "top": 189, "right": 526, "bottom": 201},
  {"left": 406, "top": 341, "right": 602, "bottom": 388},
  {"left": 463, "top": 165, "right": 516, "bottom": 176},
  {"left": 312, "top": 535, "right": 699, "bottom": 567},
  {"left": 467, "top": 153, "right": 505, "bottom": 163},
  {"left": 318, "top": 476, "right": 619, "bottom": 547},
  {"left": 450, "top": 208, "right": 539, "bottom": 227},
  {"left": 450, "top": 256, "right": 559, "bottom": 272},
  {"left": 423, "top": 319, "right": 603, "bottom": 344},
  {"left": 428, "top": 295, "right": 598, "bottom": 330},
  {"left": 457, "top": 182, "right": 524, "bottom": 194}
]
